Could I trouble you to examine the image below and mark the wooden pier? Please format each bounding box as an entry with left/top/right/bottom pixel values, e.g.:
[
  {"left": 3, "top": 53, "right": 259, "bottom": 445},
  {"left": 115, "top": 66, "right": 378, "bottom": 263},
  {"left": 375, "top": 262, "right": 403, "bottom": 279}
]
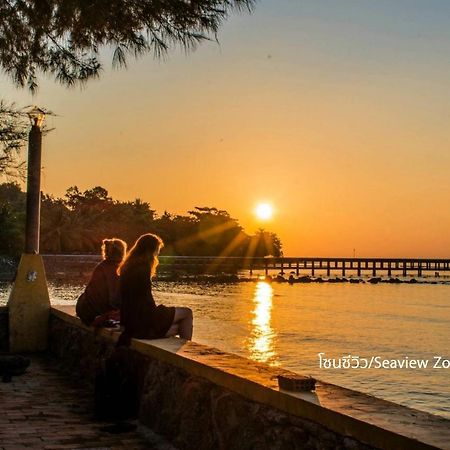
[
  {"left": 157, "top": 256, "right": 450, "bottom": 278},
  {"left": 247, "top": 257, "right": 450, "bottom": 277},
  {"left": 31, "top": 255, "right": 450, "bottom": 280}
]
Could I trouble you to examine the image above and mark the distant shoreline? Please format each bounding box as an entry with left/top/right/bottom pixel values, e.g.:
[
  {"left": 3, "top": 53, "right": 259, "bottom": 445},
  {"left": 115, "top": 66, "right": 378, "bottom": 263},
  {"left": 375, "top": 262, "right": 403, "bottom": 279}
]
[
  {"left": 1, "top": 254, "right": 450, "bottom": 285},
  {"left": 1, "top": 273, "right": 449, "bottom": 286}
]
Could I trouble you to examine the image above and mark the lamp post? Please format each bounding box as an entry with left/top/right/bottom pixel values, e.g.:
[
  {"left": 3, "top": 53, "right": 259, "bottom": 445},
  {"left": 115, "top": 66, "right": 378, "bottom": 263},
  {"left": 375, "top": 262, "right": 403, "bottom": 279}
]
[
  {"left": 8, "top": 106, "right": 50, "bottom": 353},
  {"left": 25, "top": 107, "right": 46, "bottom": 254}
]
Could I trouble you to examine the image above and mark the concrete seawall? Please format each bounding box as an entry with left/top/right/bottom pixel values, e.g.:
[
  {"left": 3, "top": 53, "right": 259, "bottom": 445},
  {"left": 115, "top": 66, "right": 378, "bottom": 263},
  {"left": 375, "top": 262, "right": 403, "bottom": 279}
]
[{"left": 1, "top": 306, "right": 449, "bottom": 449}]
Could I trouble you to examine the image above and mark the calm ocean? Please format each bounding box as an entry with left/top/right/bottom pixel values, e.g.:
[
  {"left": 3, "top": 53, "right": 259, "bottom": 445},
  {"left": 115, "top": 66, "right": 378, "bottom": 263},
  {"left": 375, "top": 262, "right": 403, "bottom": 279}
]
[{"left": 1, "top": 279, "right": 449, "bottom": 419}]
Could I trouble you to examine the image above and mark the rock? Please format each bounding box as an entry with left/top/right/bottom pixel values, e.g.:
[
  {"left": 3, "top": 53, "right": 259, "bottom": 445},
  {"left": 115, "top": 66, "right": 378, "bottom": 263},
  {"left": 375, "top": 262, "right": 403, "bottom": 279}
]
[
  {"left": 297, "top": 276, "right": 312, "bottom": 283},
  {"left": 388, "top": 278, "right": 401, "bottom": 283}
]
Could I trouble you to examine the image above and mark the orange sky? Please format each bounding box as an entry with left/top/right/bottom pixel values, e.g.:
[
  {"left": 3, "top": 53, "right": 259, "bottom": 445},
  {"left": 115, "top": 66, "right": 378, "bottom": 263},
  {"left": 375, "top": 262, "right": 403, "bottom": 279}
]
[{"left": 1, "top": 1, "right": 450, "bottom": 257}]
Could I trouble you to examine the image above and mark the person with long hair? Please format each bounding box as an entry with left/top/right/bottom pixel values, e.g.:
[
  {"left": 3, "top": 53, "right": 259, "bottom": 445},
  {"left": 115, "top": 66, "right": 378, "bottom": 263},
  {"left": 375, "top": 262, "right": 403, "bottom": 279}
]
[
  {"left": 117, "top": 233, "right": 193, "bottom": 346},
  {"left": 76, "top": 238, "right": 127, "bottom": 326}
]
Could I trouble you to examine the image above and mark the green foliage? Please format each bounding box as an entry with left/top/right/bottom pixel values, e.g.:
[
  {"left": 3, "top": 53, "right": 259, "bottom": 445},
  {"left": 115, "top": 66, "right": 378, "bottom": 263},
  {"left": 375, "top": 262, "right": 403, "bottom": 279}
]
[
  {"left": 0, "top": 183, "right": 282, "bottom": 257},
  {"left": 0, "top": 0, "right": 256, "bottom": 91},
  {"left": 0, "top": 102, "right": 28, "bottom": 178},
  {"left": 0, "top": 182, "right": 26, "bottom": 255}
]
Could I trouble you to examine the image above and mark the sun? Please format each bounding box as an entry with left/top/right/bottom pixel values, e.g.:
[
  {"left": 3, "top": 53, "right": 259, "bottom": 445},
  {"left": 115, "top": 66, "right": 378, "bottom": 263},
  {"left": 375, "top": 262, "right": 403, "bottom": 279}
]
[{"left": 255, "top": 203, "right": 273, "bottom": 220}]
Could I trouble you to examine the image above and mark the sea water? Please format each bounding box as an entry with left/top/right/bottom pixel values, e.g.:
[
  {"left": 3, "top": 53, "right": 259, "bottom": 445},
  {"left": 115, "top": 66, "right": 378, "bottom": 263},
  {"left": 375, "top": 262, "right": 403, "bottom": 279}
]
[{"left": 1, "top": 279, "right": 449, "bottom": 419}]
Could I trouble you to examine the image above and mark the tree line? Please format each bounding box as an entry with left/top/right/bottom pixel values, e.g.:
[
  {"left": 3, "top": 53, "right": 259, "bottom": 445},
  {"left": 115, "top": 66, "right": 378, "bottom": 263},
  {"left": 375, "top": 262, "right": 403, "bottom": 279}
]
[{"left": 0, "top": 183, "right": 282, "bottom": 258}]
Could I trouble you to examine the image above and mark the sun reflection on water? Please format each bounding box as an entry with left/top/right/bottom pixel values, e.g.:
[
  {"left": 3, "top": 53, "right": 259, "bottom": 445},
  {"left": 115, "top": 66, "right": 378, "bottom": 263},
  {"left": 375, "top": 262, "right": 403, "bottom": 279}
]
[{"left": 248, "top": 281, "right": 278, "bottom": 365}]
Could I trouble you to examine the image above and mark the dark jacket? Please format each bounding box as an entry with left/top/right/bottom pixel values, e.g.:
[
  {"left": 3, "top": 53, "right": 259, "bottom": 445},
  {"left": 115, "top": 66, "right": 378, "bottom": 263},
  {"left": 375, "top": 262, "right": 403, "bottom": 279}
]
[
  {"left": 118, "top": 264, "right": 175, "bottom": 346},
  {"left": 76, "top": 259, "right": 121, "bottom": 326}
]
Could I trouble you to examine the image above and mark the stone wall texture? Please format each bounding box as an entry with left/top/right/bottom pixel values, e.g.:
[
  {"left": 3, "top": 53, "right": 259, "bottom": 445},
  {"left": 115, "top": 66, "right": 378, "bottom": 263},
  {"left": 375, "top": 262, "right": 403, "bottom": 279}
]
[{"left": 48, "top": 314, "right": 376, "bottom": 450}]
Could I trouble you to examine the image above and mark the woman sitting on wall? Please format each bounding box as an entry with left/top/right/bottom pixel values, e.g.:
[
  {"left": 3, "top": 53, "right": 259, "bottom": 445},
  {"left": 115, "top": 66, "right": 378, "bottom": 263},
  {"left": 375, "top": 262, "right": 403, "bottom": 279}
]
[
  {"left": 117, "top": 233, "right": 193, "bottom": 346},
  {"left": 76, "top": 238, "right": 127, "bottom": 326}
]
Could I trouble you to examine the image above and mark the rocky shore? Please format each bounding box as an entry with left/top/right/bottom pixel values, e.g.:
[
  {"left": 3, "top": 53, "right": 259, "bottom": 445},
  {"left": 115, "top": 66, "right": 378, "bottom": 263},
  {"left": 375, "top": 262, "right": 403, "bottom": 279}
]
[{"left": 261, "top": 273, "right": 449, "bottom": 285}]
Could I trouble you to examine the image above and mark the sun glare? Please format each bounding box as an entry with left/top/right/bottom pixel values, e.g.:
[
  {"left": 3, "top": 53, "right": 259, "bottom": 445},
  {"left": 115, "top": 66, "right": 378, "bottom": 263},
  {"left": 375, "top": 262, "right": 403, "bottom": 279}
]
[{"left": 255, "top": 203, "right": 273, "bottom": 220}]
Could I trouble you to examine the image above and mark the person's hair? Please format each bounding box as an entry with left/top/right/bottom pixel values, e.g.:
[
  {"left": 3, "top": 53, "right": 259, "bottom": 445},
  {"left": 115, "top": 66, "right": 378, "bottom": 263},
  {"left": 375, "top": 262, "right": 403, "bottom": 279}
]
[
  {"left": 118, "top": 233, "right": 163, "bottom": 277},
  {"left": 101, "top": 238, "right": 127, "bottom": 262}
]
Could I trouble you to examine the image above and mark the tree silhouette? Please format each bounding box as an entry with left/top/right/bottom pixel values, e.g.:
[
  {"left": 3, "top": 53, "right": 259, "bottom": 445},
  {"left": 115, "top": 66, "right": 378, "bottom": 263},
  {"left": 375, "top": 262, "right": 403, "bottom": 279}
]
[
  {"left": 0, "top": 183, "right": 283, "bottom": 258},
  {"left": 0, "top": 0, "right": 256, "bottom": 91},
  {"left": 0, "top": 182, "right": 26, "bottom": 254},
  {"left": 183, "top": 206, "right": 245, "bottom": 256},
  {"left": 0, "top": 102, "right": 28, "bottom": 178},
  {"left": 249, "top": 228, "right": 283, "bottom": 257}
]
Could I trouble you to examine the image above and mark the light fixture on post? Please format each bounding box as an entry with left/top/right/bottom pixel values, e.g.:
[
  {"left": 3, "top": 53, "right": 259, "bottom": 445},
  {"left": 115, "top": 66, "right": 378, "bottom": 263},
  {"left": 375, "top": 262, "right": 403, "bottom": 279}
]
[
  {"left": 27, "top": 106, "right": 46, "bottom": 128},
  {"left": 8, "top": 106, "right": 50, "bottom": 353}
]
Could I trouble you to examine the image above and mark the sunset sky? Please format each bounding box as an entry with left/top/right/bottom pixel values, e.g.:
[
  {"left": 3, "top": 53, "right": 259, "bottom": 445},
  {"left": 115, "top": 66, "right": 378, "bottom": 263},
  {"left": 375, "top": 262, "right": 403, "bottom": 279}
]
[{"left": 2, "top": 0, "right": 450, "bottom": 257}]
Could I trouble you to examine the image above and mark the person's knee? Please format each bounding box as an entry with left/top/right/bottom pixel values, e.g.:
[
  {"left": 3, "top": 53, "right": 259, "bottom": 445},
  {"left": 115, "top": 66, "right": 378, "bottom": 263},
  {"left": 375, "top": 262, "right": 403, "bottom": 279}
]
[
  {"left": 174, "top": 306, "right": 192, "bottom": 322},
  {"left": 180, "top": 307, "right": 193, "bottom": 318},
  {"left": 165, "top": 324, "right": 179, "bottom": 337}
]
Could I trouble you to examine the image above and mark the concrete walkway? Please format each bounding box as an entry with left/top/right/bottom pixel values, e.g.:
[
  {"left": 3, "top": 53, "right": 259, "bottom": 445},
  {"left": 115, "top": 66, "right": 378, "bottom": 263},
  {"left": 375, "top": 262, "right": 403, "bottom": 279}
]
[{"left": 0, "top": 355, "right": 155, "bottom": 450}]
